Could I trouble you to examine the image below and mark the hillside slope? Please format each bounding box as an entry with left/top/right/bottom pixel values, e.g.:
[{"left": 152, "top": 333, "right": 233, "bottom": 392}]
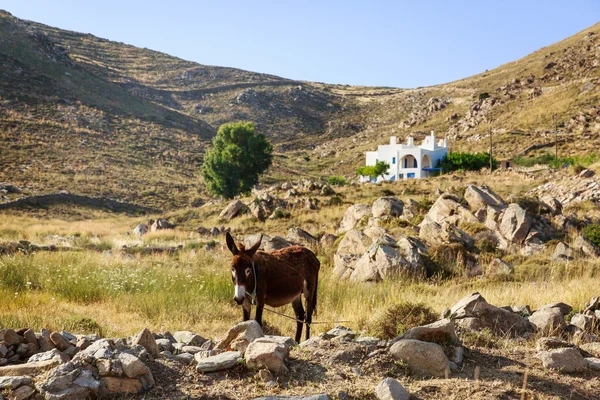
[{"left": 1, "top": 10, "right": 599, "bottom": 209}]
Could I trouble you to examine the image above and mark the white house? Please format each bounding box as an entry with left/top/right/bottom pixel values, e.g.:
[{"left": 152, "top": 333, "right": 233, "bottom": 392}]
[{"left": 362, "top": 131, "right": 448, "bottom": 182}]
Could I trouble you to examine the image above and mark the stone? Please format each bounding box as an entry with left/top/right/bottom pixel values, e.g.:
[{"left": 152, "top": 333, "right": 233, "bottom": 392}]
[
  {"left": 196, "top": 351, "right": 242, "bottom": 373},
  {"left": 96, "top": 359, "right": 111, "bottom": 376},
  {"left": 337, "top": 204, "right": 372, "bottom": 234},
  {"left": 319, "top": 233, "right": 337, "bottom": 248},
  {"left": 464, "top": 185, "right": 506, "bottom": 211},
  {"left": 22, "top": 330, "right": 37, "bottom": 346},
  {"left": 172, "top": 331, "right": 207, "bottom": 347},
  {"left": 11, "top": 385, "right": 35, "bottom": 400},
  {"left": 486, "top": 258, "right": 513, "bottom": 275},
  {"left": 540, "top": 302, "right": 572, "bottom": 316},
  {"left": 333, "top": 229, "right": 371, "bottom": 279},
  {"left": 572, "top": 236, "right": 600, "bottom": 257},
  {"left": 219, "top": 200, "right": 245, "bottom": 221},
  {"left": 419, "top": 219, "right": 474, "bottom": 248},
  {"left": 133, "top": 224, "right": 148, "bottom": 236},
  {"left": 253, "top": 396, "right": 329, "bottom": 400},
  {"left": 0, "top": 359, "right": 63, "bottom": 376},
  {"left": 537, "top": 348, "right": 586, "bottom": 373},
  {"left": 570, "top": 314, "right": 595, "bottom": 331},
  {"left": 580, "top": 343, "right": 600, "bottom": 357},
  {"left": 286, "top": 227, "right": 318, "bottom": 247},
  {"left": 131, "top": 328, "right": 160, "bottom": 359},
  {"left": 449, "top": 292, "right": 533, "bottom": 336},
  {"left": 245, "top": 341, "right": 289, "bottom": 374},
  {"left": 150, "top": 218, "right": 174, "bottom": 231},
  {"left": 372, "top": 197, "right": 404, "bottom": 218},
  {"left": 49, "top": 333, "right": 72, "bottom": 352},
  {"left": 585, "top": 357, "right": 600, "bottom": 371},
  {"left": 257, "top": 368, "right": 274, "bottom": 382},
  {"left": 264, "top": 236, "right": 293, "bottom": 251},
  {"left": 216, "top": 321, "right": 264, "bottom": 354},
  {"left": 175, "top": 353, "right": 195, "bottom": 365},
  {"left": 424, "top": 193, "right": 479, "bottom": 226},
  {"left": 100, "top": 376, "right": 143, "bottom": 395},
  {"left": 349, "top": 239, "right": 424, "bottom": 282},
  {"left": 499, "top": 204, "right": 532, "bottom": 243},
  {"left": 0, "top": 330, "right": 20, "bottom": 346},
  {"left": 395, "top": 319, "right": 459, "bottom": 346},
  {"left": 536, "top": 337, "right": 574, "bottom": 351},
  {"left": 529, "top": 308, "right": 565, "bottom": 334},
  {"left": 579, "top": 169, "right": 595, "bottom": 178},
  {"left": 552, "top": 242, "right": 573, "bottom": 262},
  {"left": 0, "top": 376, "right": 32, "bottom": 389},
  {"left": 116, "top": 352, "right": 150, "bottom": 378},
  {"left": 390, "top": 339, "right": 449, "bottom": 377},
  {"left": 254, "top": 336, "right": 297, "bottom": 350},
  {"left": 38, "top": 330, "right": 56, "bottom": 352},
  {"left": 375, "top": 377, "right": 410, "bottom": 400},
  {"left": 539, "top": 195, "right": 562, "bottom": 216},
  {"left": 27, "top": 349, "right": 69, "bottom": 364}
]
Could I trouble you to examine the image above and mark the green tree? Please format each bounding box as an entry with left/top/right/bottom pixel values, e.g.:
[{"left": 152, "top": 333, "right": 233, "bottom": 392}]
[
  {"left": 440, "top": 152, "right": 497, "bottom": 172},
  {"left": 201, "top": 122, "right": 273, "bottom": 198},
  {"left": 356, "top": 161, "right": 390, "bottom": 180}
]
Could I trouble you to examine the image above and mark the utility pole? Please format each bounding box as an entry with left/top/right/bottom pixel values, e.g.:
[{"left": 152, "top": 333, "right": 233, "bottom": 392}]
[
  {"left": 489, "top": 125, "right": 493, "bottom": 172},
  {"left": 554, "top": 114, "right": 558, "bottom": 165}
]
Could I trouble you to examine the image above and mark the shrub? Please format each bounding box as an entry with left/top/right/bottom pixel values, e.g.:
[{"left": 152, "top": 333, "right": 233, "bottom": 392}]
[
  {"left": 356, "top": 161, "right": 390, "bottom": 180},
  {"left": 428, "top": 243, "right": 476, "bottom": 277},
  {"left": 583, "top": 224, "right": 600, "bottom": 247},
  {"left": 370, "top": 302, "right": 438, "bottom": 340},
  {"left": 478, "top": 92, "right": 490, "bottom": 101},
  {"left": 440, "top": 152, "right": 497, "bottom": 172},
  {"left": 327, "top": 176, "right": 347, "bottom": 186},
  {"left": 270, "top": 209, "right": 287, "bottom": 219},
  {"left": 327, "top": 196, "right": 344, "bottom": 206}
]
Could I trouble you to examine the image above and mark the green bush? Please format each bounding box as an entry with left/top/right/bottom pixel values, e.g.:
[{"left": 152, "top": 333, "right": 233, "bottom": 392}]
[
  {"left": 356, "top": 161, "right": 390, "bottom": 180},
  {"left": 440, "top": 152, "right": 497, "bottom": 172},
  {"left": 583, "top": 224, "right": 600, "bottom": 247},
  {"left": 370, "top": 302, "right": 438, "bottom": 340},
  {"left": 327, "top": 176, "right": 347, "bottom": 186}
]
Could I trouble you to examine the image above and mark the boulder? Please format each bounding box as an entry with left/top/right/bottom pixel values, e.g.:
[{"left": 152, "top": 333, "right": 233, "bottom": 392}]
[
  {"left": 319, "top": 233, "right": 337, "bottom": 248},
  {"left": 536, "top": 337, "right": 574, "bottom": 351},
  {"left": 486, "top": 258, "right": 513, "bottom": 275},
  {"left": 219, "top": 200, "right": 245, "bottom": 221},
  {"left": 464, "top": 185, "right": 506, "bottom": 211},
  {"left": 349, "top": 239, "right": 424, "bottom": 282},
  {"left": 0, "top": 376, "right": 32, "bottom": 390},
  {"left": 0, "top": 330, "right": 20, "bottom": 347},
  {"left": 332, "top": 230, "right": 371, "bottom": 279},
  {"left": 579, "top": 169, "right": 595, "bottom": 178},
  {"left": 286, "top": 228, "right": 318, "bottom": 247},
  {"left": 253, "top": 396, "right": 329, "bottom": 400},
  {"left": 173, "top": 331, "right": 206, "bottom": 347},
  {"left": 552, "top": 242, "right": 573, "bottom": 262},
  {"left": 539, "top": 195, "right": 562, "bottom": 216},
  {"left": 27, "top": 349, "right": 69, "bottom": 364},
  {"left": 396, "top": 319, "right": 459, "bottom": 346},
  {"left": 372, "top": 197, "right": 404, "bottom": 218},
  {"left": 133, "top": 224, "right": 148, "bottom": 236},
  {"left": 585, "top": 357, "right": 600, "bottom": 371},
  {"left": 580, "top": 343, "right": 600, "bottom": 357},
  {"left": 499, "top": 204, "right": 531, "bottom": 243},
  {"left": 150, "top": 218, "right": 174, "bottom": 231},
  {"left": 529, "top": 308, "right": 566, "bottom": 334},
  {"left": 196, "top": 351, "right": 242, "bottom": 373},
  {"left": 572, "top": 236, "right": 600, "bottom": 257},
  {"left": 390, "top": 339, "right": 449, "bottom": 377},
  {"left": 116, "top": 352, "right": 151, "bottom": 378},
  {"left": 216, "top": 321, "right": 264, "bottom": 354},
  {"left": 131, "top": 328, "right": 160, "bottom": 359},
  {"left": 11, "top": 385, "right": 35, "bottom": 400},
  {"left": 425, "top": 193, "right": 479, "bottom": 226},
  {"left": 0, "top": 359, "right": 64, "bottom": 377},
  {"left": 419, "top": 220, "right": 474, "bottom": 248},
  {"left": 537, "top": 348, "right": 586, "bottom": 373},
  {"left": 570, "top": 314, "right": 595, "bottom": 331},
  {"left": 245, "top": 341, "right": 289, "bottom": 374},
  {"left": 539, "top": 302, "right": 572, "bottom": 316},
  {"left": 375, "top": 377, "right": 410, "bottom": 400},
  {"left": 337, "top": 204, "right": 372, "bottom": 234},
  {"left": 449, "top": 292, "right": 533, "bottom": 336}
]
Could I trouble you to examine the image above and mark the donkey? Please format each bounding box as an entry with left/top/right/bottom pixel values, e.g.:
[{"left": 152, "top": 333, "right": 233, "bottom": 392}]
[{"left": 225, "top": 232, "right": 320, "bottom": 342}]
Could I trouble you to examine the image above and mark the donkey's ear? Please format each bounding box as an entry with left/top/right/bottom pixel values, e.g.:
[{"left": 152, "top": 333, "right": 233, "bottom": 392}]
[
  {"left": 225, "top": 232, "right": 239, "bottom": 255},
  {"left": 246, "top": 234, "right": 262, "bottom": 258}
]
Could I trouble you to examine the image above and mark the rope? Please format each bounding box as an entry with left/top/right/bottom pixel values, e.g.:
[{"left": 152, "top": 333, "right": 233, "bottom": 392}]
[{"left": 262, "top": 305, "right": 352, "bottom": 326}]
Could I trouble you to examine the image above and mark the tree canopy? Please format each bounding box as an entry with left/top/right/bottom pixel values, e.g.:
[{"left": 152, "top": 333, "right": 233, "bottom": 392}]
[
  {"left": 356, "top": 161, "right": 390, "bottom": 180},
  {"left": 201, "top": 122, "right": 273, "bottom": 198}
]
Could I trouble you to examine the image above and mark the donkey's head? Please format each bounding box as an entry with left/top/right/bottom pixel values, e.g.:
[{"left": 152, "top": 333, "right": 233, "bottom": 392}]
[{"left": 226, "top": 232, "right": 261, "bottom": 304}]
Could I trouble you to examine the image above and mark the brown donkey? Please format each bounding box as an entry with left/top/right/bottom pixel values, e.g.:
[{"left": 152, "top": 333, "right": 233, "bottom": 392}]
[{"left": 225, "top": 232, "right": 320, "bottom": 342}]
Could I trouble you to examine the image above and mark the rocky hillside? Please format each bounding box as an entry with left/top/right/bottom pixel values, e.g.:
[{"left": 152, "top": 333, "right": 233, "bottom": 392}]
[{"left": 1, "top": 9, "right": 599, "bottom": 208}]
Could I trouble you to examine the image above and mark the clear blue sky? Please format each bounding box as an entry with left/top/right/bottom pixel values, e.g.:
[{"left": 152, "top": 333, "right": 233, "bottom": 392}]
[{"left": 3, "top": 1, "right": 599, "bottom": 87}]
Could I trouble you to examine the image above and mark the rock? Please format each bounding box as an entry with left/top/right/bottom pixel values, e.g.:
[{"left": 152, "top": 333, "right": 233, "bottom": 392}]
[
  {"left": 133, "top": 224, "right": 148, "bottom": 236},
  {"left": 264, "top": 236, "right": 293, "bottom": 251},
  {"left": 131, "top": 328, "right": 160, "bottom": 359},
  {"left": 181, "top": 346, "right": 205, "bottom": 354},
  {"left": 419, "top": 220, "right": 474, "bottom": 248},
  {"left": 172, "top": 331, "right": 206, "bottom": 347},
  {"left": 319, "top": 233, "right": 337, "bottom": 248},
  {"left": 425, "top": 193, "right": 479, "bottom": 226},
  {"left": 537, "top": 348, "right": 586, "bottom": 373},
  {"left": 390, "top": 339, "right": 449, "bottom": 377},
  {"left": 11, "top": 385, "right": 35, "bottom": 400},
  {"left": 245, "top": 341, "right": 289, "bottom": 374},
  {"left": 579, "top": 169, "right": 595, "bottom": 178},
  {"left": 150, "top": 218, "right": 174, "bottom": 231},
  {"left": 570, "top": 314, "right": 595, "bottom": 331},
  {"left": 219, "top": 200, "right": 245, "bottom": 221},
  {"left": 216, "top": 321, "right": 264, "bottom": 354},
  {"left": 464, "top": 185, "right": 506, "bottom": 211},
  {"left": 499, "top": 204, "right": 532, "bottom": 243},
  {"left": 253, "top": 396, "right": 329, "bottom": 400},
  {"left": 254, "top": 336, "right": 297, "bottom": 350},
  {"left": 49, "top": 332, "right": 72, "bottom": 352},
  {"left": 539, "top": 302, "right": 572, "bottom": 316},
  {"left": 395, "top": 319, "right": 459, "bottom": 346},
  {"left": 0, "top": 376, "right": 32, "bottom": 389},
  {"left": 0, "top": 359, "right": 64, "bottom": 376},
  {"left": 486, "top": 258, "right": 513, "bottom": 275},
  {"left": 155, "top": 339, "right": 173, "bottom": 353},
  {"left": 196, "top": 351, "right": 242, "bottom": 373},
  {"left": 116, "top": 352, "right": 150, "bottom": 378},
  {"left": 552, "top": 242, "right": 573, "bottom": 262},
  {"left": 539, "top": 195, "right": 562, "bottom": 216},
  {"left": 375, "top": 377, "right": 410, "bottom": 400},
  {"left": 349, "top": 239, "right": 424, "bottom": 282},
  {"left": 0, "top": 330, "right": 20, "bottom": 347},
  {"left": 580, "top": 343, "right": 600, "bottom": 357},
  {"left": 585, "top": 357, "right": 600, "bottom": 371},
  {"left": 572, "top": 236, "right": 600, "bottom": 257},
  {"left": 372, "top": 197, "right": 404, "bottom": 218},
  {"left": 27, "top": 349, "right": 69, "bottom": 364},
  {"left": 449, "top": 292, "right": 533, "bottom": 336},
  {"left": 337, "top": 204, "right": 372, "bottom": 234},
  {"left": 536, "top": 337, "right": 574, "bottom": 351},
  {"left": 529, "top": 308, "right": 565, "bottom": 334},
  {"left": 175, "top": 353, "right": 195, "bottom": 365},
  {"left": 286, "top": 228, "right": 318, "bottom": 247},
  {"left": 100, "top": 376, "right": 143, "bottom": 395}
]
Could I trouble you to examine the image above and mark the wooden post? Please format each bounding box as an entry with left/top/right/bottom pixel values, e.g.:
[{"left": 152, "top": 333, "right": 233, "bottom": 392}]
[
  {"left": 489, "top": 126, "right": 493, "bottom": 172},
  {"left": 554, "top": 114, "right": 558, "bottom": 165}
]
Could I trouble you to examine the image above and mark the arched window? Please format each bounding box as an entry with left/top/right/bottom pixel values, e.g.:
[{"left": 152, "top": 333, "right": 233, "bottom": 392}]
[
  {"left": 402, "top": 155, "right": 418, "bottom": 168},
  {"left": 422, "top": 154, "right": 432, "bottom": 169}
]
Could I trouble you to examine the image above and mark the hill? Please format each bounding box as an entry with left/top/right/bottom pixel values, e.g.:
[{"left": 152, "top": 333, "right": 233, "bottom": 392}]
[{"left": 1, "top": 10, "right": 599, "bottom": 209}]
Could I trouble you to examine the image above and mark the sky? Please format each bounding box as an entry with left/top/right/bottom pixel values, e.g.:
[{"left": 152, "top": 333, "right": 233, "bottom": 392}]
[{"left": 2, "top": 1, "right": 599, "bottom": 88}]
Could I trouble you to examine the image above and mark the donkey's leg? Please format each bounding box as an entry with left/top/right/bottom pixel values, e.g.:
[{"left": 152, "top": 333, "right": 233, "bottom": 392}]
[
  {"left": 255, "top": 302, "right": 264, "bottom": 327},
  {"left": 304, "top": 277, "right": 318, "bottom": 341},
  {"left": 291, "top": 297, "right": 305, "bottom": 343},
  {"left": 242, "top": 299, "right": 251, "bottom": 321}
]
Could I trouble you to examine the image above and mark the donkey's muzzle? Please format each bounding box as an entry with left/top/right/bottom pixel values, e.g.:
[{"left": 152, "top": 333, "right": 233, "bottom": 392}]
[{"left": 234, "top": 285, "right": 245, "bottom": 305}]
